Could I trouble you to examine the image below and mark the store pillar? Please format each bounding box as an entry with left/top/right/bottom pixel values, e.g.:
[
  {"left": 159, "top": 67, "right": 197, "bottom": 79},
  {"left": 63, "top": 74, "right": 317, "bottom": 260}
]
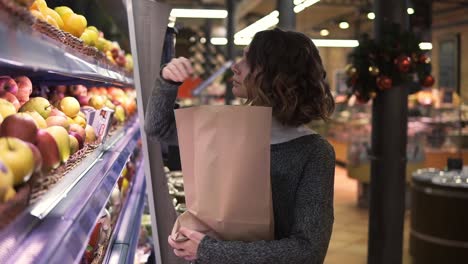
[
  {"left": 225, "top": 0, "right": 236, "bottom": 104},
  {"left": 126, "top": 1, "right": 184, "bottom": 264},
  {"left": 368, "top": 0, "right": 409, "bottom": 264},
  {"left": 277, "top": 0, "right": 295, "bottom": 30}
]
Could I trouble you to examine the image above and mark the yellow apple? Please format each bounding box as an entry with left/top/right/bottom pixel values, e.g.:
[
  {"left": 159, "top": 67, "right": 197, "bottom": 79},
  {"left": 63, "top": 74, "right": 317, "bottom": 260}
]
[
  {"left": 59, "top": 97, "right": 80, "bottom": 118},
  {"left": 43, "top": 8, "right": 64, "bottom": 29},
  {"left": 45, "top": 126, "right": 70, "bottom": 163},
  {"left": 85, "top": 125, "right": 96, "bottom": 143},
  {"left": 73, "top": 115, "right": 87, "bottom": 128},
  {"left": 68, "top": 134, "right": 79, "bottom": 155},
  {"left": 63, "top": 13, "right": 87, "bottom": 37},
  {"left": 0, "top": 98, "right": 17, "bottom": 119},
  {"left": 0, "top": 137, "right": 34, "bottom": 186},
  {"left": 88, "top": 95, "right": 105, "bottom": 110},
  {"left": 30, "top": 9, "right": 45, "bottom": 20},
  {"left": 54, "top": 6, "right": 74, "bottom": 17},
  {"left": 30, "top": 0, "right": 47, "bottom": 12},
  {"left": 20, "top": 111, "right": 47, "bottom": 129}
]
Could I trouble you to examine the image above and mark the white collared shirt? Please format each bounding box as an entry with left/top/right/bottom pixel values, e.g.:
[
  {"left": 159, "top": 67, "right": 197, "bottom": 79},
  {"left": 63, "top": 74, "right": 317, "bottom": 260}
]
[{"left": 270, "top": 118, "right": 315, "bottom": 145}]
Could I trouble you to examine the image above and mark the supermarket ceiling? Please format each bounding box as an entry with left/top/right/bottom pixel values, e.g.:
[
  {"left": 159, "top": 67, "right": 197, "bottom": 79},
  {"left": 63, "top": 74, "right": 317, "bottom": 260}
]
[{"left": 162, "top": 0, "right": 436, "bottom": 40}]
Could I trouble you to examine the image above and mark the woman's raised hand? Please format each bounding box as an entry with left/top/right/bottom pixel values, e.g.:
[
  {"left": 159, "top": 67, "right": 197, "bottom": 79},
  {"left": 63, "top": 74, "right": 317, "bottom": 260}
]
[{"left": 161, "top": 57, "right": 194, "bottom": 83}]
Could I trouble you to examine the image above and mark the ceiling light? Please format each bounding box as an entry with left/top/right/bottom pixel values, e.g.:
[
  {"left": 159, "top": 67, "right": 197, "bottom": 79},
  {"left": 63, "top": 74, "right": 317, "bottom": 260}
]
[
  {"left": 367, "top": 12, "right": 375, "bottom": 20},
  {"left": 211, "top": 37, "right": 359, "bottom": 48},
  {"left": 294, "top": 0, "right": 320, "bottom": 13},
  {"left": 320, "top": 29, "right": 330, "bottom": 36},
  {"left": 312, "top": 39, "right": 359, "bottom": 47},
  {"left": 419, "top": 42, "right": 432, "bottom": 50},
  {"left": 211, "top": 37, "right": 228, "bottom": 45},
  {"left": 407, "top": 8, "right": 415, "bottom": 15},
  {"left": 339, "top": 21, "right": 349, "bottom": 29},
  {"left": 235, "top": 10, "right": 279, "bottom": 39},
  {"left": 200, "top": 37, "right": 207, "bottom": 44},
  {"left": 234, "top": 37, "right": 253, "bottom": 46},
  {"left": 170, "top": 9, "right": 228, "bottom": 18}
]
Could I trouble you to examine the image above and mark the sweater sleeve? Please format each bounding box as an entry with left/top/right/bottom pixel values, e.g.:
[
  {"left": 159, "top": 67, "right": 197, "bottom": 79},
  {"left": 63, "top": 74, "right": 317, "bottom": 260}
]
[
  {"left": 195, "top": 142, "right": 335, "bottom": 264},
  {"left": 144, "top": 78, "right": 181, "bottom": 145}
]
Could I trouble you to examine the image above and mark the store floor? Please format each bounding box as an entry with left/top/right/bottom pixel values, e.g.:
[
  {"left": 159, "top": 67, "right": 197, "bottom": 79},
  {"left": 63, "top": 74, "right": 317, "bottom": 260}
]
[{"left": 325, "top": 166, "right": 412, "bottom": 264}]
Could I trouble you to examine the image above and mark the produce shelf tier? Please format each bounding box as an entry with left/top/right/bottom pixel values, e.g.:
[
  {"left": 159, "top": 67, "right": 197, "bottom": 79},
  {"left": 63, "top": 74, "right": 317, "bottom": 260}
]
[
  {"left": 0, "top": 9, "right": 133, "bottom": 87},
  {"left": 105, "top": 162, "right": 146, "bottom": 264},
  {"left": 0, "top": 120, "right": 141, "bottom": 264}
]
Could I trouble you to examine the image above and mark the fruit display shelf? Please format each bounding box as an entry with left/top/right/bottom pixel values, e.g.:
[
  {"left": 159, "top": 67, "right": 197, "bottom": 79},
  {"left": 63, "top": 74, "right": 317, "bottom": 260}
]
[
  {"left": 0, "top": 8, "right": 133, "bottom": 88},
  {"left": 0, "top": 119, "right": 141, "bottom": 264},
  {"left": 104, "top": 162, "right": 146, "bottom": 264}
]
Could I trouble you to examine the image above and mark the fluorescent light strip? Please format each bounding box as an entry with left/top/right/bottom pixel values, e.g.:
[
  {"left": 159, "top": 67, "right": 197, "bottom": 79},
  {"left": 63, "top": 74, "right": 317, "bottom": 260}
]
[
  {"left": 294, "top": 0, "right": 320, "bottom": 13},
  {"left": 313, "top": 39, "right": 358, "bottom": 47},
  {"left": 170, "top": 8, "right": 228, "bottom": 18},
  {"left": 419, "top": 42, "right": 432, "bottom": 50},
  {"left": 211, "top": 37, "right": 228, "bottom": 45},
  {"left": 234, "top": 10, "right": 279, "bottom": 39},
  {"left": 212, "top": 37, "right": 359, "bottom": 47},
  {"left": 294, "top": 0, "right": 306, "bottom": 5}
]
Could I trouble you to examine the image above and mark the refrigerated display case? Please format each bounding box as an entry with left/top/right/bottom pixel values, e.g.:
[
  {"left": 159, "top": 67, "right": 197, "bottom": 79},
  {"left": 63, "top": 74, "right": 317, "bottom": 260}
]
[{"left": 0, "top": 1, "right": 153, "bottom": 263}]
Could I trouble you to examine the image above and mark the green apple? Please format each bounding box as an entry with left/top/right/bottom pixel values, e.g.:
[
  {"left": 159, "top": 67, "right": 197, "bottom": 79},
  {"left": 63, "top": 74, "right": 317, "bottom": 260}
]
[
  {"left": 96, "top": 37, "right": 107, "bottom": 52},
  {"left": 88, "top": 95, "right": 105, "bottom": 110},
  {"left": 59, "top": 97, "right": 80, "bottom": 118},
  {"left": 0, "top": 98, "right": 17, "bottom": 119},
  {"left": 105, "top": 100, "right": 116, "bottom": 110},
  {"left": 45, "top": 126, "right": 70, "bottom": 163},
  {"left": 0, "top": 137, "right": 34, "bottom": 186},
  {"left": 114, "top": 105, "right": 125, "bottom": 123},
  {"left": 19, "top": 97, "right": 52, "bottom": 119}
]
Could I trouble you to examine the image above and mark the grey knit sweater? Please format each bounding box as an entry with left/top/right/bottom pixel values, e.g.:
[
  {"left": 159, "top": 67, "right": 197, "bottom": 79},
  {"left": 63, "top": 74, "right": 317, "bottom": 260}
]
[{"left": 145, "top": 78, "right": 335, "bottom": 264}]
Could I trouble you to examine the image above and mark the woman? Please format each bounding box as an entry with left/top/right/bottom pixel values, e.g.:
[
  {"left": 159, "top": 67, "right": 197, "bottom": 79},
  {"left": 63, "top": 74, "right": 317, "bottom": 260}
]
[{"left": 145, "top": 28, "right": 335, "bottom": 264}]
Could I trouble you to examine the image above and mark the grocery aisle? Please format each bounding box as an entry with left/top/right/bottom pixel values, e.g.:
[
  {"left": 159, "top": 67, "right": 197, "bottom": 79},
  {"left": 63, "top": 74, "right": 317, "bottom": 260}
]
[{"left": 325, "top": 166, "right": 412, "bottom": 264}]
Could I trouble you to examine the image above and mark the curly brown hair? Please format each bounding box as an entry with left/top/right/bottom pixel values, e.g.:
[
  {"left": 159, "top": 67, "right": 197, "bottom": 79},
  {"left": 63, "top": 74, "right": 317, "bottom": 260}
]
[{"left": 244, "top": 28, "right": 335, "bottom": 127}]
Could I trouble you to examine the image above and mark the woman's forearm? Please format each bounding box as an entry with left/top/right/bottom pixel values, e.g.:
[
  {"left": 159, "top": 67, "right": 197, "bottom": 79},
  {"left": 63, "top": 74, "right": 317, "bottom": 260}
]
[{"left": 144, "top": 78, "right": 180, "bottom": 144}]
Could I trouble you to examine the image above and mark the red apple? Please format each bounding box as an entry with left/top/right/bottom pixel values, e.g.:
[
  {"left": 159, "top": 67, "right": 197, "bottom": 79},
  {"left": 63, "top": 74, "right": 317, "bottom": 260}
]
[
  {"left": 0, "top": 114, "right": 38, "bottom": 143},
  {"left": 0, "top": 76, "right": 18, "bottom": 95},
  {"left": 46, "top": 116, "right": 70, "bottom": 131},
  {"left": 14, "top": 76, "right": 32, "bottom": 97},
  {"left": 69, "top": 123, "right": 86, "bottom": 140},
  {"left": 26, "top": 142, "right": 42, "bottom": 173},
  {"left": 36, "top": 129, "right": 61, "bottom": 171},
  {"left": 14, "top": 76, "right": 32, "bottom": 90},
  {"left": 78, "top": 95, "right": 90, "bottom": 106},
  {"left": 49, "top": 108, "right": 67, "bottom": 118},
  {"left": 16, "top": 88, "right": 30, "bottom": 104},
  {"left": 0, "top": 91, "right": 20, "bottom": 110},
  {"left": 69, "top": 131, "right": 84, "bottom": 149}
]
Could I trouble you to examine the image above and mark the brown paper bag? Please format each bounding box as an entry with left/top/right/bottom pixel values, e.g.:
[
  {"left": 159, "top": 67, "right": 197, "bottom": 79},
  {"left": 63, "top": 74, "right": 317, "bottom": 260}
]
[{"left": 171, "top": 105, "right": 274, "bottom": 242}]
